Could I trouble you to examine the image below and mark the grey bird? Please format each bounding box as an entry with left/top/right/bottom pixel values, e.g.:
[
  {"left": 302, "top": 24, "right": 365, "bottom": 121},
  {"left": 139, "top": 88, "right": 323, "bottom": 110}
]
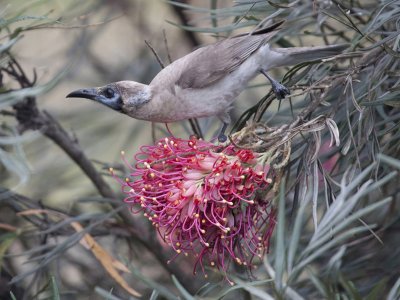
[{"left": 67, "top": 21, "right": 346, "bottom": 141}]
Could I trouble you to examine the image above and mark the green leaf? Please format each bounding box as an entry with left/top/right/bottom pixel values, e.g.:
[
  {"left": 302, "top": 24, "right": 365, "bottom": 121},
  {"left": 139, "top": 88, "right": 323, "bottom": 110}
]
[
  {"left": 0, "top": 68, "right": 67, "bottom": 109},
  {"left": 9, "top": 291, "right": 17, "bottom": 300},
  {"left": 0, "top": 131, "right": 40, "bottom": 145},
  {"left": 50, "top": 276, "right": 61, "bottom": 300},
  {"left": 387, "top": 277, "right": 400, "bottom": 300},
  {"left": 165, "top": 19, "right": 258, "bottom": 34},
  {"left": 0, "top": 232, "right": 18, "bottom": 273},
  {"left": 149, "top": 290, "right": 160, "bottom": 300},
  {"left": 0, "top": 37, "right": 21, "bottom": 53},
  {"left": 129, "top": 268, "right": 177, "bottom": 300},
  {"left": 287, "top": 193, "right": 307, "bottom": 272},
  {"left": 94, "top": 287, "right": 125, "bottom": 300},
  {"left": 378, "top": 154, "right": 400, "bottom": 169},
  {"left": 274, "top": 178, "right": 286, "bottom": 290},
  {"left": 339, "top": 275, "right": 362, "bottom": 300},
  {"left": 233, "top": 277, "right": 275, "bottom": 300},
  {"left": 365, "top": 279, "right": 388, "bottom": 300},
  {"left": 171, "top": 275, "right": 195, "bottom": 300},
  {"left": 0, "top": 148, "right": 30, "bottom": 187}
]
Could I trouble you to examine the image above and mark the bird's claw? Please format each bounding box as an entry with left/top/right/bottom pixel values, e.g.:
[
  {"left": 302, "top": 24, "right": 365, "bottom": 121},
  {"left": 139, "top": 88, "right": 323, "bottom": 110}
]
[
  {"left": 217, "top": 122, "right": 229, "bottom": 143},
  {"left": 261, "top": 70, "right": 290, "bottom": 100},
  {"left": 218, "top": 133, "right": 227, "bottom": 143},
  {"left": 271, "top": 82, "right": 290, "bottom": 100}
]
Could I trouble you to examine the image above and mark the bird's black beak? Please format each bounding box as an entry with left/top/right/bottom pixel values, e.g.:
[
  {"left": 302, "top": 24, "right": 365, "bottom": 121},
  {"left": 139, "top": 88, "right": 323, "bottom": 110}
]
[
  {"left": 66, "top": 88, "right": 99, "bottom": 100},
  {"left": 66, "top": 86, "right": 123, "bottom": 112}
]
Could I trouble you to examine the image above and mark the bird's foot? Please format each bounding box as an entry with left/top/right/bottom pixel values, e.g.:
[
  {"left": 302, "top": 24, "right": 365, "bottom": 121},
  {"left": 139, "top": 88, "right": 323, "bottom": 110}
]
[
  {"left": 261, "top": 70, "right": 291, "bottom": 100},
  {"left": 218, "top": 133, "right": 227, "bottom": 143},
  {"left": 271, "top": 81, "right": 290, "bottom": 100},
  {"left": 217, "top": 122, "right": 229, "bottom": 143}
]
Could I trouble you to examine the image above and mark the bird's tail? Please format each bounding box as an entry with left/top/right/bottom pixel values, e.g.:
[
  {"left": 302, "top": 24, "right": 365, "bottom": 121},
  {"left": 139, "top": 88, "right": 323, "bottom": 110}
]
[{"left": 273, "top": 44, "right": 348, "bottom": 67}]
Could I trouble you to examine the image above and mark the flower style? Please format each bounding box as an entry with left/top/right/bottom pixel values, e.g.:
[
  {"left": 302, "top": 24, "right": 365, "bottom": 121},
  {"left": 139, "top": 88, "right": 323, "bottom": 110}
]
[{"left": 120, "top": 136, "right": 275, "bottom": 276}]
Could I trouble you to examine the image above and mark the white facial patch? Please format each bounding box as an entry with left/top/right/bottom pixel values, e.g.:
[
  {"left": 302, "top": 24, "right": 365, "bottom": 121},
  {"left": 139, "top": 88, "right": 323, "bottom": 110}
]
[{"left": 127, "top": 85, "right": 152, "bottom": 107}]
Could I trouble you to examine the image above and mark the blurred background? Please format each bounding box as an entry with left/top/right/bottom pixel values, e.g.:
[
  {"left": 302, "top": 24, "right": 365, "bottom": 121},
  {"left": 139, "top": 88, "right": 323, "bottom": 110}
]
[{"left": 1, "top": 0, "right": 399, "bottom": 299}]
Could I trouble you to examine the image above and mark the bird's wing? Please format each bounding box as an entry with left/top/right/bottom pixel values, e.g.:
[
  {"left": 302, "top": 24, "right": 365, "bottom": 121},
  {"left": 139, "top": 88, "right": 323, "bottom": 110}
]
[{"left": 175, "top": 21, "right": 283, "bottom": 89}]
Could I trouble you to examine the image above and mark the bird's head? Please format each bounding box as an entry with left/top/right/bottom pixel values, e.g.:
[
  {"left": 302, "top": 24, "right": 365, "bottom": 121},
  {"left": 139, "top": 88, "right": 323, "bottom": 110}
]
[{"left": 66, "top": 81, "right": 152, "bottom": 115}]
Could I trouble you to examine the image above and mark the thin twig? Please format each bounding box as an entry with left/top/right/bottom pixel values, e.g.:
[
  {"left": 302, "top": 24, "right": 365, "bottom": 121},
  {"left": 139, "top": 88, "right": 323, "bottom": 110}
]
[
  {"left": 144, "top": 40, "right": 165, "bottom": 69},
  {"left": 163, "top": 29, "right": 172, "bottom": 64}
]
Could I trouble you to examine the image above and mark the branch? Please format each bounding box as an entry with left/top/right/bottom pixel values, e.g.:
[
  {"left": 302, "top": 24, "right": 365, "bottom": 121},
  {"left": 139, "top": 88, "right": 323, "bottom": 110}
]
[{"left": 40, "top": 111, "right": 116, "bottom": 199}]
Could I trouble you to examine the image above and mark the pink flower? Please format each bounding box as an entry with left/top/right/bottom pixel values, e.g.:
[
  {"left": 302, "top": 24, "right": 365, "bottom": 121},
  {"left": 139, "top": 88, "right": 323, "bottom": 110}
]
[{"left": 119, "top": 136, "right": 275, "bottom": 276}]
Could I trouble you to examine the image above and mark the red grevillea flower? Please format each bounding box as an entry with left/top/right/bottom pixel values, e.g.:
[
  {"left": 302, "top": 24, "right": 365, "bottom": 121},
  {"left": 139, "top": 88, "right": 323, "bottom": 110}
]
[{"left": 119, "top": 136, "right": 275, "bottom": 276}]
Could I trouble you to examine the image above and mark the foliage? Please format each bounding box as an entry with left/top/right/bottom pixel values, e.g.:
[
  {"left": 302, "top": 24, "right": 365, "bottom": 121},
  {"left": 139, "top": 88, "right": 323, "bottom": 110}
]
[{"left": 0, "top": 0, "right": 399, "bottom": 299}]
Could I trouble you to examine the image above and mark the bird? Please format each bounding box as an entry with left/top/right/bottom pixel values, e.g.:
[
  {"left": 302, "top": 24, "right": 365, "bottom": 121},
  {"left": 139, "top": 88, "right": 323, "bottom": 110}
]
[{"left": 67, "top": 20, "right": 347, "bottom": 142}]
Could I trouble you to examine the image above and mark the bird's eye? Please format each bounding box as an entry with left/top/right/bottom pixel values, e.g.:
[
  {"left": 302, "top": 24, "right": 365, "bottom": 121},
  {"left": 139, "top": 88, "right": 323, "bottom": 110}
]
[{"left": 104, "top": 87, "right": 115, "bottom": 98}]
